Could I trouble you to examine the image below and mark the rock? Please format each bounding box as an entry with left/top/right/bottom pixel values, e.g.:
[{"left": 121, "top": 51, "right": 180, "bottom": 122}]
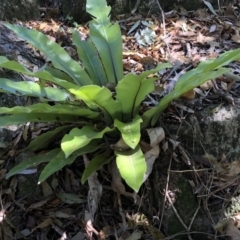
[
  {"left": 148, "top": 102, "right": 240, "bottom": 239},
  {"left": 0, "top": 0, "right": 39, "bottom": 21}
]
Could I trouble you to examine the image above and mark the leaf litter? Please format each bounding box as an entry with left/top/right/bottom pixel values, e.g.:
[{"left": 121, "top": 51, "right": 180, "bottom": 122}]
[{"left": 2, "top": 1, "right": 240, "bottom": 239}]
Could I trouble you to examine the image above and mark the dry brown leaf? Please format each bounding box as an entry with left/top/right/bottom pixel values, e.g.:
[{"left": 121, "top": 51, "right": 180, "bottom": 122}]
[
  {"left": 224, "top": 3, "right": 236, "bottom": 19},
  {"left": 144, "top": 145, "right": 160, "bottom": 182},
  {"left": 41, "top": 181, "right": 53, "bottom": 197},
  {"left": 55, "top": 210, "right": 75, "bottom": 219},
  {"left": 9, "top": 176, "right": 18, "bottom": 198},
  {"left": 143, "top": 127, "right": 165, "bottom": 182},
  {"left": 125, "top": 230, "right": 143, "bottom": 240},
  {"left": 146, "top": 127, "right": 165, "bottom": 147},
  {"left": 203, "top": 153, "right": 240, "bottom": 181},
  {"left": 28, "top": 197, "right": 51, "bottom": 209},
  {"left": 139, "top": 57, "right": 156, "bottom": 70},
  {"left": 99, "top": 225, "right": 115, "bottom": 240},
  {"left": 22, "top": 122, "right": 30, "bottom": 141},
  {"left": 200, "top": 80, "right": 214, "bottom": 91},
  {"left": 217, "top": 218, "right": 240, "bottom": 240},
  {"left": 181, "top": 89, "right": 195, "bottom": 100},
  {"left": 38, "top": 22, "right": 48, "bottom": 30},
  {"left": 13, "top": 130, "right": 23, "bottom": 148},
  {"left": 32, "top": 218, "right": 53, "bottom": 231},
  {"left": 232, "top": 34, "right": 240, "bottom": 43},
  {"left": 139, "top": 141, "right": 152, "bottom": 153}
]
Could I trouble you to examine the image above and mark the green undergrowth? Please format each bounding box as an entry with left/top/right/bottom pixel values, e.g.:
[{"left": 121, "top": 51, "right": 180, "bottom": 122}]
[{"left": 0, "top": 0, "right": 240, "bottom": 192}]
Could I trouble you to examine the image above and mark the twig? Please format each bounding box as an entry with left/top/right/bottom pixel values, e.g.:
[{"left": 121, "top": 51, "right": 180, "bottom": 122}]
[
  {"left": 155, "top": 0, "right": 166, "bottom": 37},
  {"left": 165, "top": 192, "right": 193, "bottom": 240},
  {"left": 159, "top": 155, "right": 172, "bottom": 230},
  {"left": 188, "top": 200, "right": 200, "bottom": 230},
  {"left": 165, "top": 192, "right": 188, "bottom": 230}
]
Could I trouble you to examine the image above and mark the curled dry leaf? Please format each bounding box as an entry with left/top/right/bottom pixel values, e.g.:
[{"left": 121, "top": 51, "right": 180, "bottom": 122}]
[
  {"left": 31, "top": 218, "right": 53, "bottom": 231},
  {"left": 41, "top": 181, "right": 53, "bottom": 197},
  {"left": 200, "top": 80, "right": 214, "bottom": 91},
  {"left": 146, "top": 127, "right": 165, "bottom": 147},
  {"left": 215, "top": 218, "right": 240, "bottom": 240},
  {"left": 28, "top": 197, "right": 51, "bottom": 209},
  {"left": 144, "top": 145, "right": 160, "bottom": 182},
  {"left": 202, "top": 153, "right": 240, "bottom": 181},
  {"left": 181, "top": 89, "right": 195, "bottom": 100},
  {"left": 99, "top": 225, "right": 115, "bottom": 240},
  {"left": 144, "top": 127, "right": 165, "bottom": 182}
]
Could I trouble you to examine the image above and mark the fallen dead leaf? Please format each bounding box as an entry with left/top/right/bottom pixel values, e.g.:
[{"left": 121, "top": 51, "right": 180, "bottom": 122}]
[
  {"left": 143, "top": 127, "right": 165, "bottom": 182},
  {"left": 125, "top": 230, "right": 143, "bottom": 240},
  {"left": 216, "top": 218, "right": 240, "bottom": 240},
  {"left": 41, "top": 181, "right": 53, "bottom": 197},
  {"left": 31, "top": 218, "right": 53, "bottom": 231},
  {"left": 181, "top": 89, "right": 196, "bottom": 100},
  {"left": 28, "top": 197, "right": 51, "bottom": 209}
]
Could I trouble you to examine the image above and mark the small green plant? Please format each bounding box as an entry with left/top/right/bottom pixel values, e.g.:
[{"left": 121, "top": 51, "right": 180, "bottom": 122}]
[{"left": 1, "top": 0, "right": 240, "bottom": 192}]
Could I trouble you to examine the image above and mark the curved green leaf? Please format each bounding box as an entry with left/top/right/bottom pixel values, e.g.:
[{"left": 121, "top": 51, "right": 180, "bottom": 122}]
[
  {"left": 0, "top": 103, "right": 99, "bottom": 119},
  {"left": 116, "top": 74, "right": 153, "bottom": 121},
  {"left": 87, "top": 0, "right": 123, "bottom": 83},
  {"left": 38, "top": 150, "right": 76, "bottom": 183},
  {"left": 0, "top": 78, "right": 70, "bottom": 101},
  {"left": 71, "top": 141, "right": 104, "bottom": 156},
  {"left": 39, "top": 141, "right": 101, "bottom": 183},
  {"left": 116, "top": 63, "right": 172, "bottom": 121},
  {"left": 114, "top": 115, "right": 142, "bottom": 149},
  {"left": 72, "top": 31, "right": 107, "bottom": 85},
  {"left": 115, "top": 145, "right": 146, "bottom": 192},
  {"left": 0, "top": 113, "right": 85, "bottom": 126},
  {"left": 174, "top": 68, "right": 229, "bottom": 93},
  {"left": 197, "top": 48, "right": 240, "bottom": 73},
  {"left": 61, "top": 126, "right": 112, "bottom": 158},
  {"left": 75, "top": 85, "right": 121, "bottom": 123},
  {"left": 25, "top": 125, "right": 73, "bottom": 152},
  {"left": 4, "top": 23, "right": 92, "bottom": 86},
  {"left": 0, "top": 57, "right": 80, "bottom": 93},
  {"left": 43, "top": 66, "right": 74, "bottom": 83},
  {"left": 142, "top": 67, "right": 230, "bottom": 128},
  {"left": 56, "top": 193, "right": 86, "bottom": 204},
  {"left": 6, "top": 148, "right": 61, "bottom": 179},
  {"left": 81, "top": 153, "right": 113, "bottom": 184},
  {"left": 138, "top": 62, "right": 172, "bottom": 79}
]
